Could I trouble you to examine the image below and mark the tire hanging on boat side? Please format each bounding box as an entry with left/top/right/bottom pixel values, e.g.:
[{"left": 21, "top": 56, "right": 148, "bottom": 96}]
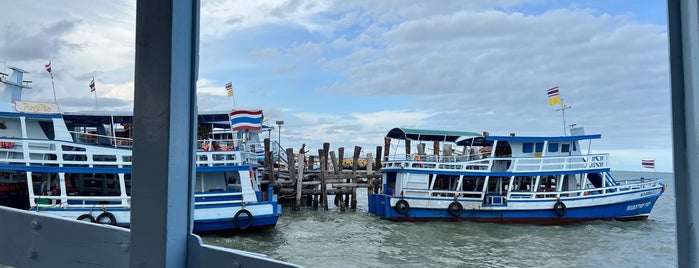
[
  {"left": 447, "top": 201, "right": 463, "bottom": 217},
  {"left": 395, "top": 199, "right": 409, "bottom": 215},
  {"left": 77, "top": 214, "right": 96, "bottom": 223},
  {"left": 96, "top": 212, "right": 117, "bottom": 225},
  {"left": 553, "top": 200, "right": 567, "bottom": 217},
  {"left": 233, "top": 209, "right": 253, "bottom": 230}
]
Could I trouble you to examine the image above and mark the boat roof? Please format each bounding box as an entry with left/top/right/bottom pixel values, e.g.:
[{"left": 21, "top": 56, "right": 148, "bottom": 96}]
[
  {"left": 386, "top": 128, "right": 482, "bottom": 142},
  {"left": 63, "top": 111, "right": 273, "bottom": 130},
  {"left": 63, "top": 112, "right": 229, "bottom": 126},
  {"left": 456, "top": 134, "right": 602, "bottom": 146}
]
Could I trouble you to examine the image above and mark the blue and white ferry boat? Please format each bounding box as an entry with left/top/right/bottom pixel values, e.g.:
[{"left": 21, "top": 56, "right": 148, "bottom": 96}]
[
  {"left": 0, "top": 66, "right": 281, "bottom": 232},
  {"left": 368, "top": 128, "right": 665, "bottom": 224}
]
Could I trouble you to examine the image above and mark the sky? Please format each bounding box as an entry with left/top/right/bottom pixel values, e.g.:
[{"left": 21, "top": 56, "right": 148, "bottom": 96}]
[{"left": 1, "top": 0, "right": 672, "bottom": 172}]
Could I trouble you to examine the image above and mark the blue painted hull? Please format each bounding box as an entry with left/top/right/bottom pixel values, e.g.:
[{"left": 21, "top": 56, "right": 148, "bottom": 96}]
[
  {"left": 40, "top": 200, "right": 282, "bottom": 233},
  {"left": 192, "top": 206, "right": 282, "bottom": 233},
  {"left": 368, "top": 191, "right": 663, "bottom": 224}
]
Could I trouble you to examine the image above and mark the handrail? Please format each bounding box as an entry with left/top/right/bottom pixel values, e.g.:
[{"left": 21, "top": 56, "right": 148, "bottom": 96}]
[
  {"left": 398, "top": 178, "right": 662, "bottom": 201},
  {"left": 383, "top": 153, "right": 610, "bottom": 172}
]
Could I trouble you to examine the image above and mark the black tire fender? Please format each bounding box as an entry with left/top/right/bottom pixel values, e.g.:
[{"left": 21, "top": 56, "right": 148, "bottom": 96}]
[
  {"left": 395, "top": 199, "right": 410, "bottom": 215},
  {"left": 447, "top": 201, "right": 463, "bottom": 217},
  {"left": 96, "top": 212, "right": 117, "bottom": 225},
  {"left": 233, "top": 209, "right": 253, "bottom": 230},
  {"left": 553, "top": 200, "right": 567, "bottom": 217},
  {"left": 77, "top": 214, "right": 96, "bottom": 223}
]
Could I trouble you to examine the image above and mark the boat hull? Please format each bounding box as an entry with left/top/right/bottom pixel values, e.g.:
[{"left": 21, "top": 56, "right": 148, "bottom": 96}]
[
  {"left": 368, "top": 189, "right": 663, "bottom": 224},
  {"left": 37, "top": 201, "right": 282, "bottom": 233}
]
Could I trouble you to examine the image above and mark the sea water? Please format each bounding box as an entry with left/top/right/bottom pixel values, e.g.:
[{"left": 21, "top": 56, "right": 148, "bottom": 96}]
[{"left": 202, "top": 171, "right": 677, "bottom": 267}]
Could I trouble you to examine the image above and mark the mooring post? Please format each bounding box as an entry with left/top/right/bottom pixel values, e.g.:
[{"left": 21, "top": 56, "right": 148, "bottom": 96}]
[
  {"left": 295, "top": 151, "right": 305, "bottom": 211},
  {"left": 375, "top": 146, "right": 382, "bottom": 171},
  {"left": 329, "top": 151, "right": 339, "bottom": 174},
  {"left": 338, "top": 147, "right": 344, "bottom": 171},
  {"left": 318, "top": 150, "right": 327, "bottom": 210},
  {"left": 322, "top": 143, "right": 330, "bottom": 208},
  {"left": 286, "top": 147, "right": 295, "bottom": 181},
  {"left": 348, "top": 146, "right": 361, "bottom": 208},
  {"left": 264, "top": 139, "right": 275, "bottom": 185}
]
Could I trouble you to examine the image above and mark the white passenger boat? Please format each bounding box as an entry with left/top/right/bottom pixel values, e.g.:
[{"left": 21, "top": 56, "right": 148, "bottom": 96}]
[
  {"left": 0, "top": 66, "right": 281, "bottom": 232},
  {"left": 368, "top": 128, "right": 665, "bottom": 224}
]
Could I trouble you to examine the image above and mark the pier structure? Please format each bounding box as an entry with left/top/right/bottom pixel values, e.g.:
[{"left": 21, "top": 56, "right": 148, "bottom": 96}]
[{"left": 261, "top": 141, "right": 383, "bottom": 211}]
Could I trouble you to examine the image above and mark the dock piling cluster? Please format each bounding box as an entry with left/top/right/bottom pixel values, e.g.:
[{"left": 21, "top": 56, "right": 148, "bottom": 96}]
[{"left": 263, "top": 140, "right": 382, "bottom": 211}]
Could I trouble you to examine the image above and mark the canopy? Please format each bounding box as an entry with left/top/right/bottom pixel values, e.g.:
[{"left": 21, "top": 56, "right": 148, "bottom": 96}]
[
  {"left": 385, "top": 127, "right": 481, "bottom": 142},
  {"left": 456, "top": 134, "right": 602, "bottom": 146}
]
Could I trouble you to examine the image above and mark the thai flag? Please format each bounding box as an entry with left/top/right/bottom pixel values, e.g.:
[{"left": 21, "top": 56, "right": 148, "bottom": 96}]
[
  {"left": 547, "top": 86, "right": 559, "bottom": 97},
  {"left": 229, "top": 109, "right": 263, "bottom": 131},
  {"left": 642, "top": 159, "right": 655, "bottom": 169},
  {"left": 89, "top": 77, "right": 96, "bottom": 92},
  {"left": 45, "top": 60, "right": 53, "bottom": 78}
]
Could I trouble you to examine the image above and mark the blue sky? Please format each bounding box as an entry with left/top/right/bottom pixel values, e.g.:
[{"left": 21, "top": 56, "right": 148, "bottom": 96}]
[{"left": 1, "top": 1, "right": 672, "bottom": 171}]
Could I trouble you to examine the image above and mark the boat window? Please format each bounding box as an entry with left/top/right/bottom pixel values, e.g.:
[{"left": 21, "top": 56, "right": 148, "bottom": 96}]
[
  {"left": 573, "top": 142, "right": 577, "bottom": 151},
  {"left": 548, "top": 143, "right": 559, "bottom": 153},
  {"left": 522, "top": 143, "right": 533, "bottom": 153},
  {"left": 561, "top": 144, "right": 570, "bottom": 153},
  {"left": 38, "top": 121, "right": 56, "bottom": 140},
  {"left": 535, "top": 143, "right": 544, "bottom": 152}
]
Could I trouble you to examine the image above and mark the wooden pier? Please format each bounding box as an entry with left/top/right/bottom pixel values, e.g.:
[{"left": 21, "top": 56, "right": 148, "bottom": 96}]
[{"left": 261, "top": 141, "right": 383, "bottom": 211}]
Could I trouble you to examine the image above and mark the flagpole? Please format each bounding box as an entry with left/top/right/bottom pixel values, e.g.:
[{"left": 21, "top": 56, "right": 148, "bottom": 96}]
[
  {"left": 556, "top": 102, "right": 571, "bottom": 136},
  {"left": 50, "top": 77, "right": 58, "bottom": 104},
  {"left": 92, "top": 75, "right": 98, "bottom": 111},
  {"left": 94, "top": 90, "right": 98, "bottom": 111}
]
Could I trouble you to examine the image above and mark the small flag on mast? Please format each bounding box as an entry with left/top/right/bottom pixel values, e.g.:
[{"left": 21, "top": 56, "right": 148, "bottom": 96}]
[
  {"left": 89, "top": 77, "right": 96, "bottom": 92},
  {"left": 45, "top": 60, "right": 53, "bottom": 78},
  {"left": 225, "top": 82, "right": 233, "bottom": 97},
  {"left": 642, "top": 159, "right": 655, "bottom": 169},
  {"left": 547, "top": 86, "right": 561, "bottom": 106}
]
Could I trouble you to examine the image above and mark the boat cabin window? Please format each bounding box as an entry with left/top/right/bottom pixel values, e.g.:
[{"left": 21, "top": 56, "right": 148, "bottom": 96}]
[
  {"left": 431, "top": 174, "right": 459, "bottom": 191},
  {"left": 384, "top": 172, "right": 397, "bottom": 195},
  {"left": 38, "top": 121, "right": 56, "bottom": 140},
  {"left": 534, "top": 143, "right": 544, "bottom": 153},
  {"left": 522, "top": 143, "right": 533, "bottom": 153},
  {"left": 561, "top": 144, "right": 570, "bottom": 153},
  {"left": 548, "top": 143, "right": 559, "bottom": 153}
]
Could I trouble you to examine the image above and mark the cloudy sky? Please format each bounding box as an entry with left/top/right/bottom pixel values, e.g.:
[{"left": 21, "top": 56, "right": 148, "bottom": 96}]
[{"left": 1, "top": 1, "right": 671, "bottom": 171}]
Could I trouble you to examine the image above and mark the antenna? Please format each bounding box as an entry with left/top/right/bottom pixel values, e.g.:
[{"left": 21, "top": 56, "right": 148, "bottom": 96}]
[{"left": 556, "top": 103, "right": 572, "bottom": 136}]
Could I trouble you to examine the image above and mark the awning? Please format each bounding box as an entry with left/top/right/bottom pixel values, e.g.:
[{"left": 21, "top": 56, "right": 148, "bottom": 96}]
[
  {"left": 456, "top": 134, "right": 602, "bottom": 146},
  {"left": 385, "top": 128, "right": 481, "bottom": 142}
]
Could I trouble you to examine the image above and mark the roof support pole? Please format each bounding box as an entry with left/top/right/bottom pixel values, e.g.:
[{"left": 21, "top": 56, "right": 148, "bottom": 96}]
[
  {"left": 130, "top": 0, "right": 199, "bottom": 266},
  {"left": 668, "top": 0, "right": 699, "bottom": 266}
]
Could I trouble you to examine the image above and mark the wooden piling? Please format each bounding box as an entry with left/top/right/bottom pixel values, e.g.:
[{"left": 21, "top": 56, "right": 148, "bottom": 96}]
[
  {"left": 322, "top": 143, "right": 330, "bottom": 209},
  {"left": 350, "top": 146, "right": 361, "bottom": 209},
  {"left": 264, "top": 139, "right": 275, "bottom": 184},
  {"left": 338, "top": 147, "right": 345, "bottom": 171},
  {"left": 295, "top": 152, "right": 305, "bottom": 211},
  {"left": 329, "top": 151, "right": 339, "bottom": 174}
]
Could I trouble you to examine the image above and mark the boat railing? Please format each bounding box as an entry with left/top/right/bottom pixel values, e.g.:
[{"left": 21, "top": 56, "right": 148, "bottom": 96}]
[
  {"left": 69, "top": 130, "right": 133, "bottom": 148},
  {"left": 194, "top": 191, "right": 245, "bottom": 206},
  {"left": 33, "top": 195, "right": 130, "bottom": 208},
  {"left": 0, "top": 138, "right": 132, "bottom": 168},
  {"left": 384, "top": 153, "right": 609, "bottom": 172},
  {"left": 0, "top": 137, "right": 257, "bottom": 167},
  {"left": 399, "top": 178, "right": 662, "bottom": 201}
]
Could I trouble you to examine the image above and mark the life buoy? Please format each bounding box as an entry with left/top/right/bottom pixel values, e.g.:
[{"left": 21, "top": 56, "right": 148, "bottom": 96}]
[
  {"left": 395, "top": 199, "right": 409, "bottom": 215},
  {"left": 96, "top": 212, "right": 117, "bottom": 225},
  {"left": 553, "top": 200, "right": 567, "bottom": 217},
  {"left": 233, "top": 209, "right": 253, "bottom": 230},
  {"left": 447, "top": 201, "right": 463, "bottom": 217},
  {"left": 77, "top": 214, "right": 95, "bottom": 223},
  {"left": 0, "top": 142, "right": 14, "bottom": 148}
]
